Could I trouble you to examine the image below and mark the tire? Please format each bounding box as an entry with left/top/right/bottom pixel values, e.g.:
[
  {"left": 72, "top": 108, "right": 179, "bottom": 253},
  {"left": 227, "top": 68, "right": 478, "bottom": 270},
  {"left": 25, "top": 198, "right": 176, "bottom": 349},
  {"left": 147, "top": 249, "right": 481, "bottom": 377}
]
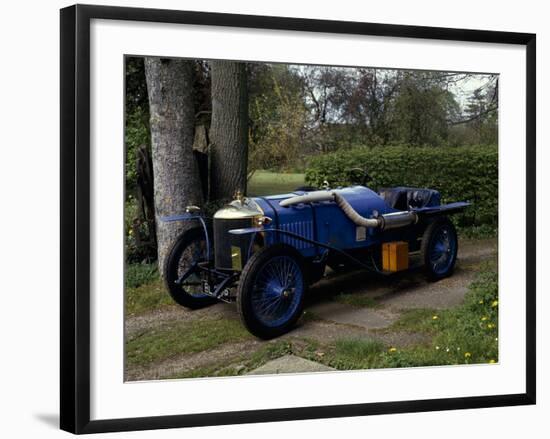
[
  {"left": 237, "top": 244, "right": 307, "bottom": 339},
  {"left": 163, "top": 227, "right": 217, "bottom": 309},
  {"left": 421, "top": 217, "right": 458, "bottom": 280}
]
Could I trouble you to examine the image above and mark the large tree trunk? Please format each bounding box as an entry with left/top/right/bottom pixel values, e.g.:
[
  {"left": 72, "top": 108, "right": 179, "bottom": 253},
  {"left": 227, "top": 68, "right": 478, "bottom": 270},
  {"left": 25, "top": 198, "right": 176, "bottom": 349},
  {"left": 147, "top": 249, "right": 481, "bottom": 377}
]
[
  {"left": 209, "top": 61, "right": 248, "bottom": 201},
  {"left": 144, "top": 58, "right": 203, "bottom": 272}
]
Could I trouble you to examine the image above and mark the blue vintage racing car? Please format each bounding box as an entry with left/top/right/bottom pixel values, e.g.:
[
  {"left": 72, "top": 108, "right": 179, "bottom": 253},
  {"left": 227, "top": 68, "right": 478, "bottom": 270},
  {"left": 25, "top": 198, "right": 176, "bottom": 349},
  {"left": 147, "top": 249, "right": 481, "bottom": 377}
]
[{"left": 162, "top": 178, "right": 469, "bottom": 339}]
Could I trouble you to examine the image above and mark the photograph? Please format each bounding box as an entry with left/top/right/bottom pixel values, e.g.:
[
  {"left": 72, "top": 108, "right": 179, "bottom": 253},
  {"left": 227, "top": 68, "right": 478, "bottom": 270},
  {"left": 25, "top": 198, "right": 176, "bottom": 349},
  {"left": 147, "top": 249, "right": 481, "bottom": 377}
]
[{"left": 124, "top": 56, "right": 499, "bottom": 381}]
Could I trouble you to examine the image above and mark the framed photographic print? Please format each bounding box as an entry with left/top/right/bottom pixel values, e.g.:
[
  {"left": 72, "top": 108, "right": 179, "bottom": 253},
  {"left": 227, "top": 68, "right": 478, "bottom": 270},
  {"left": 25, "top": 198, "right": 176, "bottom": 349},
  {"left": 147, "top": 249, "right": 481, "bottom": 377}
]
[{"left": 60, "top": 4, "right": 536, "bottom": 434}]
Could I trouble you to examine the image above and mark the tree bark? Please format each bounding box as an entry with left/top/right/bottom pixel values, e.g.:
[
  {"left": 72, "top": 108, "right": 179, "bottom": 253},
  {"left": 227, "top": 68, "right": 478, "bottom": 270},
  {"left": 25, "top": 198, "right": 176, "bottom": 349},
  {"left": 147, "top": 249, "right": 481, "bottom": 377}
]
[
  {"left": 144, "top": 58, "right": 203, "bottom": 272},
  {"left": 209, "top": 61, "right": 248, "bottom": 201}
]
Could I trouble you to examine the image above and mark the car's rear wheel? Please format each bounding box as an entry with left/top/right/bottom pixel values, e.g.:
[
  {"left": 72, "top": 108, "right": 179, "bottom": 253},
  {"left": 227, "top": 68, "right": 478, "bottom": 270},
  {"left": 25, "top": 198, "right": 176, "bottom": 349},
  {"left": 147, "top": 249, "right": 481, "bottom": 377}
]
[
  {"left": 421, "top": 217, "right": 458, "bottom": 280},
  {"left": 164, "top": 227, "right": 217, "bottom": 309},
  {"left": 237, "top": 244, "right": 306, "bottom": 339}
]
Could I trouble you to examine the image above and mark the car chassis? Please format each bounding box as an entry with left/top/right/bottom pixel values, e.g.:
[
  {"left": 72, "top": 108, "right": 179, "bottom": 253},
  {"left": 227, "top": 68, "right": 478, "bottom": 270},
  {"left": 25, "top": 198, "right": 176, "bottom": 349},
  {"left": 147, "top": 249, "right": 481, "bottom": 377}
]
[{"left": 162, "top": 179, "right": 469, "bottom": 339}]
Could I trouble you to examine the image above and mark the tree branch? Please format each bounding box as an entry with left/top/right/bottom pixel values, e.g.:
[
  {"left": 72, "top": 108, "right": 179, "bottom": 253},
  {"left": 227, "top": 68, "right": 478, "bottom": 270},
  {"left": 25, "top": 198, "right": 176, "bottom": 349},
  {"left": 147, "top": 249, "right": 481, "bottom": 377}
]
[{"left": 449, "top": 105, "right": 498, "bottom": 125}]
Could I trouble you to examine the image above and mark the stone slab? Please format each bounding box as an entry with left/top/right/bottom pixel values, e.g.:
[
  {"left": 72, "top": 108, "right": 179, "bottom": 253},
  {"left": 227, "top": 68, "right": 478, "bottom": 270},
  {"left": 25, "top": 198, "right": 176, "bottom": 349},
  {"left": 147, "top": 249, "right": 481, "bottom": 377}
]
[
  {"left": 247, "top": 355, "right": 335, "bottom": 375},
  {"left": 308, "top": 301, "right": 395, "bottom": 329}
]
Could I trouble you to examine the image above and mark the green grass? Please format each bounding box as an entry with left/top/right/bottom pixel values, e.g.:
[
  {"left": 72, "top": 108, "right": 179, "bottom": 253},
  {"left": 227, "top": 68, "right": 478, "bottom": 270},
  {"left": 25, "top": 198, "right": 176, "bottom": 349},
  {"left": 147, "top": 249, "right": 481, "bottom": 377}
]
[
  {"left": 168, "top": 340, "right": 294, "bottom": 379},
  {"left": 126, "top": 317, "right": 253, "bottom": 368},
  {"left": 126, "top": 262, "right": 159, "bottom": 289},
  {"left": 126, "top": 278, "right": 173, "bottom": 316},
  {"left": 332, "top": 292, "right": 381, "bottom": 308},
  {"left": 300, "top": 337, "right": 386, "bottom": 370},
  {"left": 168, "top": 363, "right": 244, "bottom": 379},
  {"left": 379, "top": 261, "right": 499, "bottom": 367},
  {"left": 248, "top": 170, "right": 305, "bottom": 196},
  {"left": 385, "top": 308, "right": 439, "bottom": 334},
  {"left": 331, "top": 338, "right": 386, "bottom": 369}
]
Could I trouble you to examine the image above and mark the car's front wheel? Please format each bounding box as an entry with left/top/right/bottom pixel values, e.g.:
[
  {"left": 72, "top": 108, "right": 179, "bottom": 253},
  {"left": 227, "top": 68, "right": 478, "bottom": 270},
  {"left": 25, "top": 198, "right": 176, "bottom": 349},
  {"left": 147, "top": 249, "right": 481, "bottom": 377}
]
[
  {"left": 237, "top": 244, "right": 306, "bottom": 339},
  {"left": 164, "top": 227, "right": 217, "bottom": 309}
]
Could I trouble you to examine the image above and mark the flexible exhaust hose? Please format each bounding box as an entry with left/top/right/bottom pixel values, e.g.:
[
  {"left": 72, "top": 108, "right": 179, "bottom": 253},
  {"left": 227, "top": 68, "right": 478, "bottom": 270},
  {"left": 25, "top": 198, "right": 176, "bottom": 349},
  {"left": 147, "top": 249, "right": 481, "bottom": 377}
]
[
  {"left": 280, "top": 190, "right": 417, "bottom": 230},
  {"left": 332, "top": 192, "right": 418, "bottom": 230},
  {"left": 332, "top": 192, "right": 380, "bottom": 228}
]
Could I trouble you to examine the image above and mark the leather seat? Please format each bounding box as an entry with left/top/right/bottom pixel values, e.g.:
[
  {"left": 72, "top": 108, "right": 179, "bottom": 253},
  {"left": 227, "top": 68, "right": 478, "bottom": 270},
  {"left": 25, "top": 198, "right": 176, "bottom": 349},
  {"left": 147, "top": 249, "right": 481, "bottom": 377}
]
[{"left": 379, "top": 187, "right": 440, "bottom": 210}]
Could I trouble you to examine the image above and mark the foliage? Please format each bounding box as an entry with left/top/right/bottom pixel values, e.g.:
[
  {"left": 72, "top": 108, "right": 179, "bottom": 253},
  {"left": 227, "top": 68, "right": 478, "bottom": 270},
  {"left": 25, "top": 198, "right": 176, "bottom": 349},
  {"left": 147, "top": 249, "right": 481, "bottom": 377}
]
[
  {"left": 457, "top": 223, "right": 498, "bottom": 239},
  {"left": 125, "top": 57, "right": 150, "bottom": 194},
  {"left": 295, "top": 68, "right": 497, "bottom": 151},
  {"left": 389, "top": 72, "right": 460, "bottom": 146},
  {"left": 125, "top": 198, "right": 156, "bottom": 263},
  {"left": 125, "top": 107, "right": 150, "bottom": 194},
  {"left": 248, "top": 64, "right": 309, "bottom": 171},
  {"left": 305, "top": 144, "right": 498, "bottom": 227}
]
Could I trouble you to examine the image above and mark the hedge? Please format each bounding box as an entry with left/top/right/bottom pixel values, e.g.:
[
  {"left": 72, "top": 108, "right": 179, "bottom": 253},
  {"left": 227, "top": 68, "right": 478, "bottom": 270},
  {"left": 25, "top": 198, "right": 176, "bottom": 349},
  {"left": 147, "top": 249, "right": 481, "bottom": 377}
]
[{"left": 305, "top": 145, "right": 498, "bottom": 227}]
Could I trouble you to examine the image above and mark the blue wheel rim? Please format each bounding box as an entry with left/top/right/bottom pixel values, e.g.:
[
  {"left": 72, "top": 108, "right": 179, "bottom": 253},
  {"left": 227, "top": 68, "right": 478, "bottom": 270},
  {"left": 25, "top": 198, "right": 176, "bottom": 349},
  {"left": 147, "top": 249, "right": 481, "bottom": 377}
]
[
  {"left": 251, "top": 256, "right": 304, "bottom": 328},
  {"left": 429, "top": 225, "right": 457, "bottom": 275}
]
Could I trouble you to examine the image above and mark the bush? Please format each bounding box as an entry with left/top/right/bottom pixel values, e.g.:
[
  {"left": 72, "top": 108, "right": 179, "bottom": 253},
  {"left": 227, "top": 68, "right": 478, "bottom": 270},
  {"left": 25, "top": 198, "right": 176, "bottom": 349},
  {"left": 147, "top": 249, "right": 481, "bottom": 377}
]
[
  {"left": 305, "top": 145, "right": 498, "bottom": 227},
  {"left": 125, "top": 197, "right": 156, "bottom": 263},
  {"left": 125, "top": 106, "right": 150, "bottom": 194}
]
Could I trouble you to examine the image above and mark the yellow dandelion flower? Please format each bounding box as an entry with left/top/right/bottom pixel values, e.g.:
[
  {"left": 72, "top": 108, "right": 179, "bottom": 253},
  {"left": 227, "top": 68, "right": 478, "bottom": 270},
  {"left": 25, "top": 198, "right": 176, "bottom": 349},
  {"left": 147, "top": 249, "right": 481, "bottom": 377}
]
[
  {"left": 481, "top": 316, "right": 488, "bottom": 321},
  {"left": 487, "top": 323, "right": 495, "bottom": 329},
  {"left": 389, "top": 347, "right": 397, "bottom": 353},
  {"left": 464, "top": 352, "right": 472, "bottom": 358},
  {"left": 489, "top": 359, "right": 496, "bottom": 364},
  {"left": 432, "top": 315, "right": 439, "bottom": 320},
  {"left": 478, "top": 300, "right": 484, "bottom": 305},
  {"left": 491, "top": 300, "right": 499, "bottom": 308}
]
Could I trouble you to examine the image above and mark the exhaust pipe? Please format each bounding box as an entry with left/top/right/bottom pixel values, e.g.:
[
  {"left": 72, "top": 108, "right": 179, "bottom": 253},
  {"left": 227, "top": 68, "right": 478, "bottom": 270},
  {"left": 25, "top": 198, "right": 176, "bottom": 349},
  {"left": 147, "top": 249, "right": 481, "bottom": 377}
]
[
  {"left": 333, "top": 192, "right": 417, "bottom": 230},
  {"left": 377, "top": 211, "right": 418, "bottom": 230}
]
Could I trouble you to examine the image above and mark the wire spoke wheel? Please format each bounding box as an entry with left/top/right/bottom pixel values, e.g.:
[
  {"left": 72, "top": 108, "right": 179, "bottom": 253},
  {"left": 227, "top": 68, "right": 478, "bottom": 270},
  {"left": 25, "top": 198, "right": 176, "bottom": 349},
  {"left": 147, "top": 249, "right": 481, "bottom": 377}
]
[
  {"left": 421, "top": 217, "right": 458, "bottom": 280},
  {"left": 164, "top": 228, "right": 217, "bottom": 309},
  {"left": 251, "top": 256, "right": 303, "bottom": 327},
  {"left": 237, "top": 245, "right": 306, "bottom": 339}
]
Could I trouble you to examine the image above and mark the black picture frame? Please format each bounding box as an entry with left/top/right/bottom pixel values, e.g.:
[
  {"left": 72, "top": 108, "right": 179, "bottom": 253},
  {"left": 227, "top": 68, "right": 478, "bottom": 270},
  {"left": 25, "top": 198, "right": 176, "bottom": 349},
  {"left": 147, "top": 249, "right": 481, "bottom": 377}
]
[{"left": 60, "top": 4, "right": 536, "bottom": 434}]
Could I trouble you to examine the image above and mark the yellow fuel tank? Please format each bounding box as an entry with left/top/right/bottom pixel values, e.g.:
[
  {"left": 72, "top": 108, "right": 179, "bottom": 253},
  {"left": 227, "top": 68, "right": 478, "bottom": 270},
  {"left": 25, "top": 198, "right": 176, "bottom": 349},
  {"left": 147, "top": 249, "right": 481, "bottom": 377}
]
[{"left": 382, "top": 241, "right": 409, "bottom": 272}]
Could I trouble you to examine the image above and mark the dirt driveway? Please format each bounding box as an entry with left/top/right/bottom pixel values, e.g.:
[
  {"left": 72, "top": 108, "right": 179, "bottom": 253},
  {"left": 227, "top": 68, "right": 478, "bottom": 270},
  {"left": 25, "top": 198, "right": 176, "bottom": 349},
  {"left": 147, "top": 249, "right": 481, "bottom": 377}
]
[{"left": 125, "top": 237, "right": 497, "bottom": 380}]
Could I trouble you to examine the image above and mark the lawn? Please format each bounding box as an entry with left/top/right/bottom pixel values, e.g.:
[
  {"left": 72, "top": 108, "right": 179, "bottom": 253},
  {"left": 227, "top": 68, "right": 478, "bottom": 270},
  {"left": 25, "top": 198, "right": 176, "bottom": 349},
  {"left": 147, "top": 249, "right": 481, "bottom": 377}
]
[
  {"left": 248, "top": 170, "right": 305, "bottom": 196},
  {"left": 126, "top": 317, "right": 253, "bottom": 368}
]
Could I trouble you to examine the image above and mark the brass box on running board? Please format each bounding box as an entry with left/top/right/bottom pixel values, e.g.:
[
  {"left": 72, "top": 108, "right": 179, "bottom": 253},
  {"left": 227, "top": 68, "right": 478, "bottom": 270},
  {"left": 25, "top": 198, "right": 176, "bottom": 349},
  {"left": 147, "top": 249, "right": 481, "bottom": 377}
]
[{"left": 382, "top": 241, "right": 409, "bottom": 272}]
